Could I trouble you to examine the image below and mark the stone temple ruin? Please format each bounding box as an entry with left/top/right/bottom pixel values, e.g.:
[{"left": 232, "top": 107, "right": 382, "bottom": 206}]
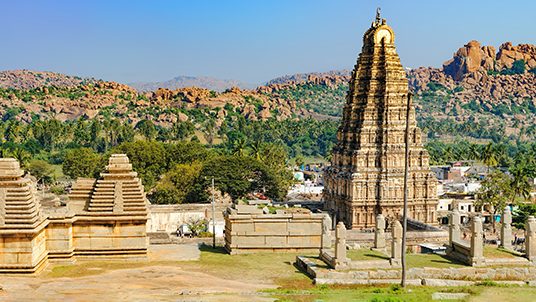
[
  {"left": 323, "top": 12, "right": 438, "bottom": 229},
  {"left": 0, "top": 154, "right": 148, "bottom": 273}
]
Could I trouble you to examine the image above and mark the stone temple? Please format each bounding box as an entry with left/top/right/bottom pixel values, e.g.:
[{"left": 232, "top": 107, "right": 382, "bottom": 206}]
[
  {"left": 323, "top": 12, "right": 438, "bottom": 229},
  {"left": 0, "top": 154, "right": 148, "bottom": 273}
]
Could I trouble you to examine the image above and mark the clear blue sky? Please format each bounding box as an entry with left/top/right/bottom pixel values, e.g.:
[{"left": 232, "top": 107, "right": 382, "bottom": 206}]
[{"left": 1, "top": 0, "right": 534, "bottom": 84}]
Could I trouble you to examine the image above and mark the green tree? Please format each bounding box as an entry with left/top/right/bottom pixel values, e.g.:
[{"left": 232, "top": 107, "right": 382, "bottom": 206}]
[
  {"left": 27, "top": 159, "right": 55, "bottom": 185},
  {"left": 196, "top": 155, "right": 279, "bottom": 202},
  {"left": 135, "top": 119, "right": 157, "bottom": 141},
  {"left": 513, "top": 204, "right": 536, "bottom": 229},
  {"left": 149, "top": 163, "right": 202, "bottom": 204},
  {"left": 481, "top": 143, "right": 499, "bottom": 171},
  {"left": 112, "top": 140, "right": 167, "bottom": 189},
  {"left": 32, "top": 119, "right": 65, "bottom": 151},
  {"left": 476, "top": 170, "right": 513, "bottom": 233},
  {"left": 509, "top": 159, "right": 535, "bottom": 204},
  {"left": 62, "top": 148, "right": 102, "bottom": 179}
]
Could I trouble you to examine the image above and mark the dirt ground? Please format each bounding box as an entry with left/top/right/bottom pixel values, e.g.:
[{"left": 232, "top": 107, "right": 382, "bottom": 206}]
[{"left": 0, "top": 244, "right": 275, "bottom": 302}]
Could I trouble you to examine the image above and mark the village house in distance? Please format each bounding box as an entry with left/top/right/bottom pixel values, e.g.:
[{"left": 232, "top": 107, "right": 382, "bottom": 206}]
[{"left": 323, "top": 11, "right": 439, "bottom": 229}]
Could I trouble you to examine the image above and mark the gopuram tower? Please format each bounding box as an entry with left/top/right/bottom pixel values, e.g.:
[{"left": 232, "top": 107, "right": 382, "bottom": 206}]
[{"left": 323, "top": 10, "right": 438, "bottom": 229}]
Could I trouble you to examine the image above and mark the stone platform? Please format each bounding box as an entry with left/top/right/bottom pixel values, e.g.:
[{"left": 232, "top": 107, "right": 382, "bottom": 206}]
[{"left": 296, "top": 255, "right": 536, "bottom": 286}]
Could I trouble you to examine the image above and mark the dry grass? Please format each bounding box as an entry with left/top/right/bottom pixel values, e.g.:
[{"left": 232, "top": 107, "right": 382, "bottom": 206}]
[{"left": 46, "top": 244, "right": 311, "bottom": 287}]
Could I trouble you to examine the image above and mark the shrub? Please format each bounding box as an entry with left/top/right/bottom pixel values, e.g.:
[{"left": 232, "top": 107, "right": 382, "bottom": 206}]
[
  {"left": 187, "top": 217, "right": 207, "bottom": 236},
  {"left": 50, "top": 185, "right": 66, "bottom": 195},
  {"left": 198, "top": 231, "right": 213, "bottom": 238},
  {"left": 501, "top": 60, "right": 526, "bottom": 75},
  {"left": 426, "top": 81, "right": 446, "bottom": 92}
]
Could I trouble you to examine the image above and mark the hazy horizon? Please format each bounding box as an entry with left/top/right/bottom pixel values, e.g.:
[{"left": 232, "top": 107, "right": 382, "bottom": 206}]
[{"left": 2, "top": 0, "right": 535, "bottom": 84}]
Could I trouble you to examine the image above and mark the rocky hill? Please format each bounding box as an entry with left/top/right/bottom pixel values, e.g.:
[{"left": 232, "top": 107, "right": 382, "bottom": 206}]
[
  {"left": 257, "top": 41, "right": 536, "bottom": 142},
  {"left": 129, "top": 75, "right": 256, "bottom": 92},
  {"left": 0, "top": 70, "right": 97, "bottom": 90},
  {"left": 0, "top": 78, "right": 311, "bottom": 128},
  {"left": 1, "top": 40, "right": 535, "bottom": 143}
]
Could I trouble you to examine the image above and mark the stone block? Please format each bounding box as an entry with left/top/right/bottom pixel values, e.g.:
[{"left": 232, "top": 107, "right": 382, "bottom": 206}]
[
  {"left": 288, "top": 222, "right": 321, "bottom": 236},
  {"left": 229, "top": 222, "right": 254, "bottom": 234},
  {"left": 47, "top": 239, "right": 72, "bottom": 252},
  {"left": 253, "top": 222, "right": 288, "bottom": 234},
  {"left": 89, "top": 237, "right": 115, "bottom": 249},
  {"left": 422, "top": 279, "right": 474, "bottom": 286},
  {"left": 264, "top": 236, "right": 288, "bottom": 247},
  {"left": 232, "top": 236, "right": 266, "bottom": 248},
  {"left": 287, "top": 235, "right": 321, "bottom": 248},
  {"left": 235, "top": 205, "right": 263, "bottom": 214},
  {"left": 112, "top": 236, "right": 147, "bottom": 249}
]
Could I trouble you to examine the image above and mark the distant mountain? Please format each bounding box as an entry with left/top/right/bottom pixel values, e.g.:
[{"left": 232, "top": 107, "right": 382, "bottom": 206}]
[
  {"left": 129, "top": 76, "right": 257, "bottom": 92},
  {"left": 0, "top": 70, "right": 97, "bottom": 90}
]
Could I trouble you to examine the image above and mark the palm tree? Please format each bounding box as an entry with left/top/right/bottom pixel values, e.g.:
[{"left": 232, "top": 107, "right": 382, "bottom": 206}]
[
  {"left": 249, "top": 139, "right": 262, "bottom": 161},
  {"left": 510, "top": 158, "right": 534, "bottom": 204},
  {"left": 481, "top": 143, "right": 498, "bottom": 172},
  {"left": 232, "top": 137, "right": 247, "bottom": 157}
]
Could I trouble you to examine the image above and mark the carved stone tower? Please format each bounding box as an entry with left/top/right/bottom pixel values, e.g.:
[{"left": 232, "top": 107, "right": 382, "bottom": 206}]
[{"left": 323, "top": 13, "right": 438, "bottom": 229}]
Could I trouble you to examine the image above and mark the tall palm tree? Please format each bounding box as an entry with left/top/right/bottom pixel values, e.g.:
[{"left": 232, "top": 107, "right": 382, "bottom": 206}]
[
  {"left": 232, "top": 137, "right": 247, "bottom": 157},
  {"left": 481, "top": 143, "right": 498, "bottom": 172},
  {"left": 249, "top": 139, "right": 263, "bottom": 161},
  {"left": 510, "top": 159, "right": 534, "bottom": 204}
]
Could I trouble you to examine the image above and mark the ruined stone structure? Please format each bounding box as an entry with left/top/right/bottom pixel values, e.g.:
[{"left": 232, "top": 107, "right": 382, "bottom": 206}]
[
  {"left": 323, "top": 12, "right": 438, "bottom": 228},
  {"left": 223, "top": 204, "right": 326, "bottom": 254},
  {"left": 0, "top": 154, "right": 148, "bottom": 273}
]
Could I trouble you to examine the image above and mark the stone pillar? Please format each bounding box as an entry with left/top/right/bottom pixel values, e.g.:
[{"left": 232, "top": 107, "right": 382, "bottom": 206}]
[
  {"left": 321, "top": 214, "right": 332, "bottom": 252},
  {"left": 334, "top": 221, "right": 347, "bottom": 264},
  {"left": 525, "top": 216, "right": 536, "bottom": 262},
  {"left": 500, "top": 207, "right": 512, "bottom": 250},
  {"left": 390, "top": 220, "right": 402, "bottom": 265},
  {"left": 374, "top": 214, "right": 386, "bottom": 249},
  {"left": 470, "top": 216, "right": 484, "bottom": 266},
  {"left": 449, "top": 209, "right": 461, "bottom": 245}
]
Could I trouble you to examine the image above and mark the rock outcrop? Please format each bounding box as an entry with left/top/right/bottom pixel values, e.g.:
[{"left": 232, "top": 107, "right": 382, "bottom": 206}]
[
  {"left": 0, "top": 70, "right": 96, "bottom": 90},
  {"left": 443, "top": 41, "right": 536, "bottom": 81}
]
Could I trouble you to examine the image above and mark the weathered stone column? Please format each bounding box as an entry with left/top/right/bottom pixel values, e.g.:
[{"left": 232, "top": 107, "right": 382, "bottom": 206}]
[
  {"left": 390, "top": 220, "right": 402, "bottom": 265},
  {"left": 470, "top": 216, "right": 484, "bottom": 266},
  {"left": 334, "top": 221, "right": 347, "bottom": 265},
  {"left": 321, "top": 214, "right": 332, "bottom": 252},
  {"left": 374, "top": 214, "right": 386, "bottom": 249},
  {"left": 525, "top": 216, "right": 536, "bottom": 262},
  {"left": 449, "top": 209, "right": 461, "bottom": 245},
  {"left": 500, "top": 207, "right": 513, "bottom": 250}
]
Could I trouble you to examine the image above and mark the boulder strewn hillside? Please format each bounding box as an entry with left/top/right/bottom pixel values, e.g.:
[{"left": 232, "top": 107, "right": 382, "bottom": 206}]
[
  {"left": 0, "top": 40, "right": 535, "bottom": 143},
  {"left": 0, "top": 70, "right": 97, "bottom": 90}
]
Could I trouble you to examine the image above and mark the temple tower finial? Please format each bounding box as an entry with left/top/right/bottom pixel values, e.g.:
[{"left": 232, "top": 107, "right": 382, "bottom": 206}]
[{"left": 376, "top": 7, "right": 381, "bottom": 23}]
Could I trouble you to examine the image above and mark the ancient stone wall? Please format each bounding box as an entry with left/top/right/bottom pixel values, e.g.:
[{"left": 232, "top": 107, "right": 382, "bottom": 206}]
[
  {"left": 224, "top": 205, "right": 326, "bottom": 254},
  {"left": 147, "top": 203, "right": 228, "bottom": 234}
]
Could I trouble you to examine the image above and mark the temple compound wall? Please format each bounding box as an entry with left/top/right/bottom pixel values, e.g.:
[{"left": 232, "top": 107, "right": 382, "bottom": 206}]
[
  {"left": 223, "top": 204, "right": 330, "bottom": 254},
  {"left": 323, "top": 14, "right": 438, "bottom": 229},
  {"left": 0, "top": 154, "right": 148, "bottom": 273}
]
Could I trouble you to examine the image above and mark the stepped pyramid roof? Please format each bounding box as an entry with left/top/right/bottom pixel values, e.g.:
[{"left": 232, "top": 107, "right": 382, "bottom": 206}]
[
  {"left": 70, "top": 154, "right": 148, "bottom": 215},
  {"left": 0, "top": 158, "right": 43, "bottom": 229}
]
